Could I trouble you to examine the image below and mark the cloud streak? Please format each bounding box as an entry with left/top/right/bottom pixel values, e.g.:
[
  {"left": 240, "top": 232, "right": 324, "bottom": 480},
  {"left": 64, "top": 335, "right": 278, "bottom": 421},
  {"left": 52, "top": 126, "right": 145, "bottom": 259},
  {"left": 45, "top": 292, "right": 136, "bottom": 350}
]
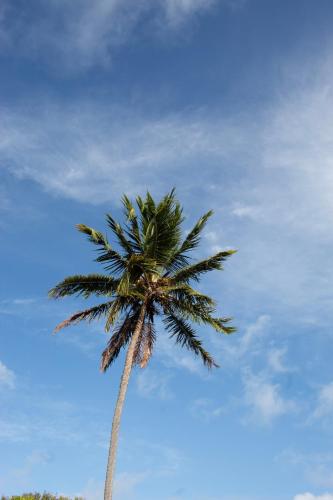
[
  {"left": 0, "top": 0, "right": 230, "bottom": 71},
  {"left": 313, "top": 382, "right": 333, "bottom": 420},
  {"left": 294, "top": 495, "right": 333, "bottom": 500},
  {"left": 0, "top": 361, "right": 15, "bottom": 390},
  {"left": 0, "top": 104, "right": 245, "bottom": 203},
  {"left": 1, "top": 47, "right": 333, "bottom": 328},
  {"left": 242, "top": 369, "right": 296, "bottom": 425}
]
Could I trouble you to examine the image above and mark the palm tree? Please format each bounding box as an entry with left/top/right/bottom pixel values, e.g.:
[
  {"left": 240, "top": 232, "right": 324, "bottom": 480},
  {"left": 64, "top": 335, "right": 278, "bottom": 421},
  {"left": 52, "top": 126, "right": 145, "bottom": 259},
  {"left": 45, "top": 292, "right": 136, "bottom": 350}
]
[{"left": 49, "top": 190, "right": 236, "bottom": 500}]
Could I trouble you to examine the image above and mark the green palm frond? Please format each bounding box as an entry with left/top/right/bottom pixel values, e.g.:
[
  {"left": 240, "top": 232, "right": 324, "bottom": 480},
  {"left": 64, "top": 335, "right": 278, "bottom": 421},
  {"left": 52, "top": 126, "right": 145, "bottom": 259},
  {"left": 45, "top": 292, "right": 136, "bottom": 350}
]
[
  {"left": 171, "top": 250, "right": 236, "bottom": 284},
  {"left": 180, "top": 210, "right": 213, "bottom": 253},
  {"left": 163, "top": 312, "right": 218, "bottom": 368},
  {"left": 76, "top": 224, "right": 110, "bottom": 249},
  {"left": 140, "top": 191, "right": 184, "bottom": 265},
  {"left": 166, "top": 284, "right": 216, "bottom": 307},
  {"left": 165, "top": 210, "right": 213, "bottom": 273},
  {"left": 168, "top": 296, "right": 235, "bottom": 334},
  {"left": 95, "top": 248, "right": 127, "bottom": 274},
  {"left": 48, "top": 274, "right": 119, "bottom": 299},
  {"left": 106, "top": 214, "right": 134, "bottom": 255},
  {"left": 77, "top": 222, "right": 127, "bottom": 274},
  {"left": 122, "top": 195, "right": 142, "bottom": 252}
]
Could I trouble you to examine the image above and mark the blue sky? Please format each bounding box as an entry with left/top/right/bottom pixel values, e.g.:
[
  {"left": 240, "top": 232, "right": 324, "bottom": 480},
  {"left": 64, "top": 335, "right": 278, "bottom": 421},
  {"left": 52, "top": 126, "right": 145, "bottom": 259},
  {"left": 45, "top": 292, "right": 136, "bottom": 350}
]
[{"left": 1, "top": 1, "right": 333, "bottom": 499}]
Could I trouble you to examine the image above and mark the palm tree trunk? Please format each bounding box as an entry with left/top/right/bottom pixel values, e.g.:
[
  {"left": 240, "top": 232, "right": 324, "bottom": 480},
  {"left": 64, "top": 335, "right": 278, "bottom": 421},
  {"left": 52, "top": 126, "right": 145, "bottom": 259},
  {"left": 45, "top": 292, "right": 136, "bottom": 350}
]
[{"left": 103, "top": 303, "right": 146, "bottom": 500}]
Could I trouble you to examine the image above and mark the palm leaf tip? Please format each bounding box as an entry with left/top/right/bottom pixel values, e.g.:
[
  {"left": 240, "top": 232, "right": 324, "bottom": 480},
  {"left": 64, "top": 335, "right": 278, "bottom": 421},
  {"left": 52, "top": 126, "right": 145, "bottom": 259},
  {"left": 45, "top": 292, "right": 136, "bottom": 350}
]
[
  {"left": 207, "top": 356, "right": 219, "bottom": 369},
  {"left": 48, "top": 287, "right": 58, "bottom": 299},
  {"left": 76, "top": 223, "right": 109, "bottom": 248},
  {"left": 76, "top": 223, "right": 89, "bottom": 233},
  {"left": 53, "top": 318, "right": 71, "bottom": 333}
]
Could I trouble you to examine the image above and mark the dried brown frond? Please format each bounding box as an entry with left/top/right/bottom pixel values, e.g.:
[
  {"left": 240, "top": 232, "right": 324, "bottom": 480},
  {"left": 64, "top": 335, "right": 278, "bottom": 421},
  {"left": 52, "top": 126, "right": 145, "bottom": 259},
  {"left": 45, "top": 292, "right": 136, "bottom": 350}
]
[
  {"left": 54, "top": 302, "right": 112, "bottom": 333},
  {"left": 100, "top": 310, "right": 140, "bottom": 372},
  {"left": 133, "top": 320, "right": 156, "bottom": 368},
  {"left": 54, "top": 312, "right": 83, "bottom": 333}
]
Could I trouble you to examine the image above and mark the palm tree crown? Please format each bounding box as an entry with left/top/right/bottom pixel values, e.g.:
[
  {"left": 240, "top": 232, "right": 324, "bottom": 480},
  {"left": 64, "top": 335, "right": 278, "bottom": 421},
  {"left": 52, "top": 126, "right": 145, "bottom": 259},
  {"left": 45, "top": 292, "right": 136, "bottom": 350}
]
[{"left": 49, "top": 189, "right": 236, "bottom": 371}]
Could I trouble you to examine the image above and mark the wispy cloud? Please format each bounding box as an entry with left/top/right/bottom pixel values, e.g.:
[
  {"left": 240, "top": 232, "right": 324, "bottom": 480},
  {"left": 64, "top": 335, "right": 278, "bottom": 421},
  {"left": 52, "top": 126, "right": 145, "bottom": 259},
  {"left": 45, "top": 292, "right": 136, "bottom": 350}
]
[
  {"left": 163, "top": 0, "right": 216, "bottom": 26},
  {"left": 267, "top": 347, "right": 293, "bottom": 374},
  {"left": 231, "top": 315, "right": 271, "bottom": 359},
  {"left": 0, "top": 391, "right": 107, "bottom": 447},
  {"left": 0, "top": 420, "right": 29, "bottom": 443},
  {"left": 0, "top": 104, "right": 244, "bottom": 204},
  {"left": 0, "top": 0, "right": 234, "bottom": 71},
  {"left": 0, "top": 298, "right": 38, "bottom": 315},
  {"left": 2, "top": 53, "right": 332, "bottom": 325},
  {"left": 136, "top": 368, "right": 173, "bottom": 399},
  {"left": 0, "top": 361, "right": 15, "bottom": 390},
  {"left": 0, "top": 449, "right": 53, "bottom": 494},
  {"left": 313, "top": 382, "right": 333, "bottom": 420},
  {"left": 242, "top": 369, "right": 296, "bottom": 425},
  {"left": 294, "top": 494, "right": 333, "bottom": 500},
  {"left": 231, "top": 204, "right": 263, "bottom": 220},
  {"left": 2, "top": 54, "right": 333, "bottom": 235},
  {"left": 12, "top": 449, "right": 51, "bottom": 479},
  {"left": 121, "top": 438, "right": 185, "bottom": 477},
  {"left": 156, "top": 330, "right": 209, "bottom": 377},
  {"left": 278, "top": 449, "right": 333, "bottom": 489},
  {"left": 190, "top": 398, "right": 224, "bottom": 422},
  {"left": 110, "top": 438, "right": 185, "bottom": 498},
  {"left": 114, "top": 470, "right": 149, "bottom": 499},
  {"left": 212, "top": 315, "right": 276, "bottom": 371},
  {"left": 77, "top": 478, "right": 104, "bottom": 500}
]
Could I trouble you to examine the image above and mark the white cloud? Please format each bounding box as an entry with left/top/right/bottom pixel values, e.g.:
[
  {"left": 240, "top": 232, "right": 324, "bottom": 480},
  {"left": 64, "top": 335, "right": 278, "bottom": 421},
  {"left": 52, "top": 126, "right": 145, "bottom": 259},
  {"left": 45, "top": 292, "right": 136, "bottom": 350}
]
[
  {"left": 0, "top": 393, "right": 107, "bottom": 446},
  {"left": 156, "top": 330, "right": 209, "bottom": 377},
  {"left": 0, "top": 298, "right": 39, "bottom": 316},
  {"left": 13, "top": 450, "right": 51, "bottom": 479},
  {"left": 231, "top": 204, "right": 262, "bottom": 219},
  {"left": 242, "top": 370, "right": 296, "bottom": 424},
  {"left": 114, "top": 470, "right": 149, "bottom": 498},
  {"left": 0, "top": 0, "right": 230, "bottom": 70},
  {"left": 267, "top": 347, "right": 292, "bottom": 374},
  {"left": 277, "top": 449, "right": 333, "bottom": 490},
  {"left": 0, "top": 104, "right": 244, "bottom": 204},
  {"left": 0, "top": 361, "right": 15, "bottom": 389},
  {"left": 117, "top": 438, "right": 184, "bottom": 490},
  {"left": 78, "top": 479, "right": 104, "bottom": 500},
  {"left": 308, "top": 468, "right": 333, "bottom": 490},
  {"left": 237, "top": 315, "right": 270, "bottom": 357},
  {"left": 190, "top": 398, "right": 224, "bottom": 422},
  {"left": 136, "top": 368, "right": 173, "bottom": 399},
  {"left": 294, "top": 494, "right": 333, "bottom": 500},
  {"left": 216, "top": 315, "right": 270, "bottom": 363},
  {"left": 1, "top": 52, "right": 333, "bottom": 324},
  {"left": 0, "top": 420, "right": 29, "bottom": 442},
  {"left": 2, "top": 55, "right": 333, "bottom": 232},
  {"left": 313, "top": 382, "right": 333, "bottom": 419},
  {"left": 61, "top": 478, "right": 104, "bottom": 500},
  {"left": 164, "top": 0, "right": 216, "bottom": 26}
]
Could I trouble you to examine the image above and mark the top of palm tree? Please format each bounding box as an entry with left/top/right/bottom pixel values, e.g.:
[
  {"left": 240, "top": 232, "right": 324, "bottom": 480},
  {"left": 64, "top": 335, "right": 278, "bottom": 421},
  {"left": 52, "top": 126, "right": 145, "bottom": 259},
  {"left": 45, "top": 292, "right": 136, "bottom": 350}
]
[{"left": 49, "top": 189, "right": 236, "bottom": 371}]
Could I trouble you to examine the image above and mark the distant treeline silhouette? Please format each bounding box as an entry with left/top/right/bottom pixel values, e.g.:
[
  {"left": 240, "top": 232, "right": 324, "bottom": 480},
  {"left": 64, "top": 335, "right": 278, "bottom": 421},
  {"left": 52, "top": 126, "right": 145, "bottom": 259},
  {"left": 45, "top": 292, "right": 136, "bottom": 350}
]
[{"left": 1, "top": 494, "right": 84, "bottom": 500}]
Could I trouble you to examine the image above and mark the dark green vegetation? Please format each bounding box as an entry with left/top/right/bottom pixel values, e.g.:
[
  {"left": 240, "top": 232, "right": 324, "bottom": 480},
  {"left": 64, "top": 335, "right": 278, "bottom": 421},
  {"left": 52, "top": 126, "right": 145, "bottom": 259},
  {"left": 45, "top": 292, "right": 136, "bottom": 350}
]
[
  {"left": 49, "top": 190, "right": 236, "bottom": 499},
  {"left": 1, "top": 494, "right": 83, "bottom": 500}
]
